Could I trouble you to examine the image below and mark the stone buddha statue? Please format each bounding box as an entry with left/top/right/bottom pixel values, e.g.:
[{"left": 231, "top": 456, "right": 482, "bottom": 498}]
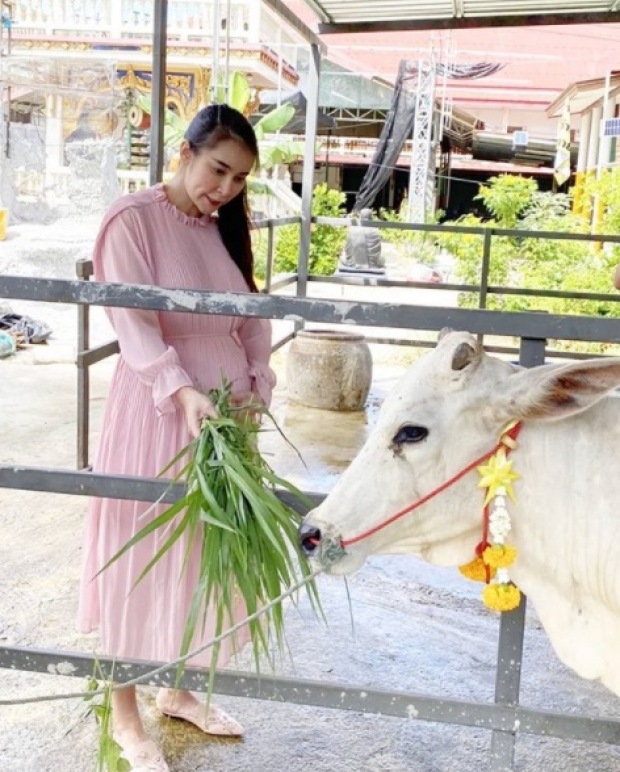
[{"left": 338, "top": 208, "right": 385, "bottom": 274}]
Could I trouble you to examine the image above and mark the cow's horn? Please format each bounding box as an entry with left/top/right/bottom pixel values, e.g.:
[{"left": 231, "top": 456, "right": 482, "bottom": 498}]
[{"left": 451, "top": 341, "right": 479, "bottom": 371}]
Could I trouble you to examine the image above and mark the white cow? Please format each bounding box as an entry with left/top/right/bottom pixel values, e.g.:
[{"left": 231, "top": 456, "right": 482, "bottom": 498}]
[{"left": 300, "top": 330, "right": 620, "bottom": 697}]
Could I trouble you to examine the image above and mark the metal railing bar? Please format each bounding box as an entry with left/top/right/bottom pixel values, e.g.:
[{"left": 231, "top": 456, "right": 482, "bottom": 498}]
[
  {"left": 271, "top": 331, "right": 295, "bottom": 352},
  {"left": 308, "top": 275, "right": 620, "bottom": 303},
  {"left": 76, "top": 340, "right": 120, "bottom": 367},
  {"left": 4, "top": 276, "right": 620, "bottom": 344},
  {"left": 312, "top": 217, "right": 620, "bottom": 244},
  {"left": 0, "top": 464, "right": 325, "bottom": 511},
  {"left": 265, "top": 274, "right": 298, "bottom": 293},
  {"left": 1, "top": 646, "right": 619, "bottom": 745}
]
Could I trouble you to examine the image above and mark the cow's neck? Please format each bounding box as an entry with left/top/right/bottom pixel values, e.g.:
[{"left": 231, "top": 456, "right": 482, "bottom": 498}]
[{"left": 509, "top": 394, "right": 620, "bottom": 598}]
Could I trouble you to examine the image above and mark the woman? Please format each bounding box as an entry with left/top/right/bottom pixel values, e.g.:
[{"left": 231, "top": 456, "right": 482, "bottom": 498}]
[{"left": 78, "top": 104, "right": 276, "bottom": 772}]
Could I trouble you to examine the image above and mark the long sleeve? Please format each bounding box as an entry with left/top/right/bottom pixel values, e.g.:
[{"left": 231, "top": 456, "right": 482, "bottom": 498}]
[
  {"left": 237, "top": 315, "right": 277, "bottom": 407},
  {"left": 94, "top": 208, "right": 193, "bottom": 415}
]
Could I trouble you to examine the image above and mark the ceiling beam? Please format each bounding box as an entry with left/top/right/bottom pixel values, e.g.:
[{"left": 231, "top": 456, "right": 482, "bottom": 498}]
[
  {"left": 301, "top": 0, "right": 333, "bottom": 23},
  {"left": 318, "top": 11, "right": 620, "bottom": 34}
]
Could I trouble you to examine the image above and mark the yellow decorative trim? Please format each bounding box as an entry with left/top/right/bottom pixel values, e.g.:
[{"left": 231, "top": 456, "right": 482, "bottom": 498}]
[{"left": 12, "top": 38, "right": 299, "bottom": 85}]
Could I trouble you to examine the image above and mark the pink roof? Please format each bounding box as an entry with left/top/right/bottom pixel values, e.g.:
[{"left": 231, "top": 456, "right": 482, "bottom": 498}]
[{"left": 286, "top": 4, "right": 620, "bottom": 110}]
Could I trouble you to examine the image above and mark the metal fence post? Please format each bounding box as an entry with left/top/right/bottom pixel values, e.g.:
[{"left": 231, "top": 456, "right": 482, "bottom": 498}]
[
  {"left": 76, "top": 260, "right": 91, "bottom": 470},
  {"left": 489, "top": 335, "right": 546, "bottom": 771},
  {"left": 264, "top": 219, "right": 275, "bottom": 294},
  {"left": 479, "top": 228, "right": 493, "bottom": 310},
  {"left": 149, "top": 0, "right": 168, "bottom": 187},
  {"left": 297, "top": 42, "right": 321, "bottom": 302}
]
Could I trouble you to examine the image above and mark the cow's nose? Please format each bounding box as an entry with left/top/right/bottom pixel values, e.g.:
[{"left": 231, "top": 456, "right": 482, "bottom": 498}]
[{"left": 298, "top": 521, "right": 322, "bottom": 556}]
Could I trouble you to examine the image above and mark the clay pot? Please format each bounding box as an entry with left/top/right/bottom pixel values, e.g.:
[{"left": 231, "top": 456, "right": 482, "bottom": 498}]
[{"left": 286, "top": 330, "right": 373, "bottom": 411}]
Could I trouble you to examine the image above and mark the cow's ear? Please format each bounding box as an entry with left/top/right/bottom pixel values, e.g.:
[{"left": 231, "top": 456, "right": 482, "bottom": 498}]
[
  {"left": 497, "top": 359, "right": 620, "bottom": 422},
  {"left": 437, "top": 330, "right": 483, "bottom": 372}
]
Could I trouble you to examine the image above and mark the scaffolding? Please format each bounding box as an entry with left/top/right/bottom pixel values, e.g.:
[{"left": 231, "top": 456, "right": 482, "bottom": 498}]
[{"left": 407, "top": 54, "right": 437, "bottom": 223}]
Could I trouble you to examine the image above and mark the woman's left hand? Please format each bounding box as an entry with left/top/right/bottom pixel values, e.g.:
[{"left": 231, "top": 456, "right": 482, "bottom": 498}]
[{"left": 231, "top": 391, "right": 263, "bottom": 425}]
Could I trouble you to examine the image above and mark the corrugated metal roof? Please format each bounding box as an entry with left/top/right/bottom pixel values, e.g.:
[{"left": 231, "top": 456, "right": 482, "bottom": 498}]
[
  {"left": 302, "top": 0, "right": 620, "bottom": 33},
  {"left": 547, "top": 72, "right": 620, "bottom": 117}
]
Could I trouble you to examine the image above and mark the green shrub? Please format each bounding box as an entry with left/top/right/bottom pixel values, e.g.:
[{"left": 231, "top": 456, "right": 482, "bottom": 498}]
[
  {"left": 438, "top": 176, "right": 620, "bottom": 352},
  {"left": 273, "top": 183, "right": 347, "bottom": 276},
  {"left": 476, "top": 175, "right": 537, "bottom": 227}
]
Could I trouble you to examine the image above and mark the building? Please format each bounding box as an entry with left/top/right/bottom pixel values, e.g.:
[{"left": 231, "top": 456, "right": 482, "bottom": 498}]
[{"left": 0, "top": 0, "right": 306, "bottom": 218}]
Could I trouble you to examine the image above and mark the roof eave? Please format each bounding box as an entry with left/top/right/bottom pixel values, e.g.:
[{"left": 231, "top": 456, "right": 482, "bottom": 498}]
[{"left": 317, "top": 10, "right": 620, "bottom": 34}]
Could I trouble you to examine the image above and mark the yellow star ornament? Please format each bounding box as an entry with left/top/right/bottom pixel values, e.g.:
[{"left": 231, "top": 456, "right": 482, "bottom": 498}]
[{"left": 477, "top": 448, "right": 520, "bottom": 505}]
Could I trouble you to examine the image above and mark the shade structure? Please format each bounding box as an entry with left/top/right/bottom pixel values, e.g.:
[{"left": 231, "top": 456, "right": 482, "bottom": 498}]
[{"left": 300, "top": 0, "right": 620, "bottom": 33}]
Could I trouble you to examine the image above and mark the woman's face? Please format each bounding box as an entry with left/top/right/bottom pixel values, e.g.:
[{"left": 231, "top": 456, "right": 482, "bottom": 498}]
[{"left": 182, "top": 137, "right": 255, "bottom": 216}]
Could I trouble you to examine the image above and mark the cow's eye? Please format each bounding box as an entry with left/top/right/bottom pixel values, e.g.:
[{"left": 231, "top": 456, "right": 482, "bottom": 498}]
[{"left": 392, "top": 424, "right": 429, "bottom": 445}]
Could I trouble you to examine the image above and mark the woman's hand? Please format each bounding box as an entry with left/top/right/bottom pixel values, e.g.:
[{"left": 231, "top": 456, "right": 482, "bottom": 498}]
[
  {"left": 175, "top": 386, "right": 217, "bottom": 438},
  {"left": 231, "top": 391, "right": 263, "bottom": 425}
]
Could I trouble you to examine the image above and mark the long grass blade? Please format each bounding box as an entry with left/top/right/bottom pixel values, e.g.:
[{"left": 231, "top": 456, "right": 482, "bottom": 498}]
[{"left": 100, "top": 381, "right": 325, "bottom": 704}]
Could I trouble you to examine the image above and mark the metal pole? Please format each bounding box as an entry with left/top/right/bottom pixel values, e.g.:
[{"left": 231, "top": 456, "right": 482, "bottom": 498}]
[
  {"left": 211, "top": 0, "right": 221, "bottom": 102},
  {"left": 488, "top": 336, "right": 545, "bottom": 771},
  {"left": 271, "top": 27, "right": 284, "bottom": 210},
  {"left": 76, "top": 260, "right": 91, "bottom": 470},
  {"left": 264, "top": 220, "right": 275, "bottom": 293},
  {"left": 597, "top": 70, "right": 613, "bottom": 179},
  {"left": 297, "top": 42, "right": 321, "bottom": 300},
  {"left": 593, "top": 71, "right": 613, "bottom": 235},
  {"left": 406, "top": 60, "right": 422, "bottom": 222},
  {"left": 479, "top": 228, "right": 493, "bottom": 309},
  {"left": 149, "top": 0, "right": 168, "bottom": 186},
  {"left": 224, "top": 0, "right": 231, "bottom": 102}
]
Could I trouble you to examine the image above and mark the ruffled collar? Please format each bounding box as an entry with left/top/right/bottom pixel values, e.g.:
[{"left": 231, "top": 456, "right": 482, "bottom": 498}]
[{"left": 153, "top": 183, "right": 215, "bottom": 227}]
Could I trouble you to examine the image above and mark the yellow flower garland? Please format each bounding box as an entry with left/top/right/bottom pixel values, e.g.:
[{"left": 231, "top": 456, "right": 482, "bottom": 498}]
[
  {"left": 458, "top": 422, "right": 522, "bottom": 614},
  {"left": 483, "top": 544, "right": 517, "bottom": 569},
  {"left": 458, "top": 556, "right": 496, "bottom": 583},
  {"left": 482, "top": 583, "right": 521, "bottom": 613}
]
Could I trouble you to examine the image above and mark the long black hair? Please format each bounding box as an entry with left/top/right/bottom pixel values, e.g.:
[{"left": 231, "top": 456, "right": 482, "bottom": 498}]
[{"left": 185, "top": 104, "right": 259, "bottom": 292}]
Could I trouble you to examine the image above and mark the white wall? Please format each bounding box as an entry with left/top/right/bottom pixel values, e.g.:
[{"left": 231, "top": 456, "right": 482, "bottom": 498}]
[{"left": 471, "top": 106, "right": 559, "bottom": 138}]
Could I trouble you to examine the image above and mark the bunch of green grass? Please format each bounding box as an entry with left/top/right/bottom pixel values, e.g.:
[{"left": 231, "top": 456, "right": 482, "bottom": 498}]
[{"left": 104, "top": 382, "right": 322, "bottom": 699}]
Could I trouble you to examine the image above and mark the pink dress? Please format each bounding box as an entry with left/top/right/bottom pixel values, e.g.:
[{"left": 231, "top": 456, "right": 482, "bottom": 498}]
[{"left": 78, "top": 185, "right": 276, "bottom": 666}]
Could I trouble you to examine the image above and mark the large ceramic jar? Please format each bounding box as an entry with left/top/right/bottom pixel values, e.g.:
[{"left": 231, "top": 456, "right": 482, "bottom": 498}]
[{"left": 286, "top": 330, "right": 373, "bottom": 411}]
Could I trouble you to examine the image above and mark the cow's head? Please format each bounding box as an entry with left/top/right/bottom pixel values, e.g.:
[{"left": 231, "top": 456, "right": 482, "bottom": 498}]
[{"left": 299, "top": 330, "right": 620, "bottom": 575}]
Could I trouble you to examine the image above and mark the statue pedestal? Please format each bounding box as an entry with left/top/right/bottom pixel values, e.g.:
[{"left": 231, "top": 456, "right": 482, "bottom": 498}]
[
  {"left": 286, "top": 330, "right": 373, "bottom": 412},
  {"left": 334, "top": 266, "right": 386, "bottom": 278}
]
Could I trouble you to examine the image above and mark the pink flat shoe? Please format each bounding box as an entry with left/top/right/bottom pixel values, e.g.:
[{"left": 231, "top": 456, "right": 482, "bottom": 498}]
[
  {"left": 114, "top": 737, "right": 170, "bottom": 772},
  {"left": 156, "top": 695, "right": 244, "bottom": 737}
]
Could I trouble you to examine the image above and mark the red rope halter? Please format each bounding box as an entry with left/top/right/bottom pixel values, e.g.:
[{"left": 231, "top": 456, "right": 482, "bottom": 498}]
[{"left": 340, "top": 422, "right": 523, "bottom": 550}]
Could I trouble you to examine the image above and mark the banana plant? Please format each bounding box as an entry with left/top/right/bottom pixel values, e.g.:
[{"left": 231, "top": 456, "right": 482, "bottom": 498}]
[
  {"left": 131, "top": 71, "right": 308, "bottom": 177},
  {"left": 253, "top": 102, "right": 306, "bottom": 171}
]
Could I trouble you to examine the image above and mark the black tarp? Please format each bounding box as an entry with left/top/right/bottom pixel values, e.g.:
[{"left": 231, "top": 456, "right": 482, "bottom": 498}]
[
  {"left": 353, "top": 61, "right": 505, "bottom": 212},
  {"left": 258, "top": 90, "right": 337, "bottom": 133},
  {"left": 353, "top": 60, "right": 418, "bottom": 212},
  {"left": 282, "top": 90, "right": 337, "bottom": 132}
]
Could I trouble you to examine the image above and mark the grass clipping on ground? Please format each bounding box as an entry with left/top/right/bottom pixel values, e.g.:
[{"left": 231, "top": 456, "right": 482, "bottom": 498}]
[{"left": 104, "top": 383, "right": 322, "bottom": 697}]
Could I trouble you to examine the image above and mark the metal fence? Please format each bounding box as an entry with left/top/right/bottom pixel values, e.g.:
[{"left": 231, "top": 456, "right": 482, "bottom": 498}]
[
  {"left": 74, "top": 216, "right": 620, "bottom": 467},
  {"left": 2, "top": 221, "right": 620, "bottom": 771}
]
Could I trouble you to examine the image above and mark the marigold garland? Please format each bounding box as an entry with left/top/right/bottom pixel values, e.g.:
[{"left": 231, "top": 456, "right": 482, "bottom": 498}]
[
  {"left": 483, "top": 544, "right": 517, "bottom": 569},
  {"left": 458, "top": 422, "right": 523, "bottom": 614},
  {"left": 482, "top": 583, "right": 521, "bottom": 613},
  {"left": 458, "top": 556, "right": 496, "bottom": 583}
]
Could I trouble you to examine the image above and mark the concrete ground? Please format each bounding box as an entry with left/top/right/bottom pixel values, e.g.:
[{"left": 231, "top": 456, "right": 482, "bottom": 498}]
[{"left": 2, "top": 220, "right": 620, "bottom": 772}]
